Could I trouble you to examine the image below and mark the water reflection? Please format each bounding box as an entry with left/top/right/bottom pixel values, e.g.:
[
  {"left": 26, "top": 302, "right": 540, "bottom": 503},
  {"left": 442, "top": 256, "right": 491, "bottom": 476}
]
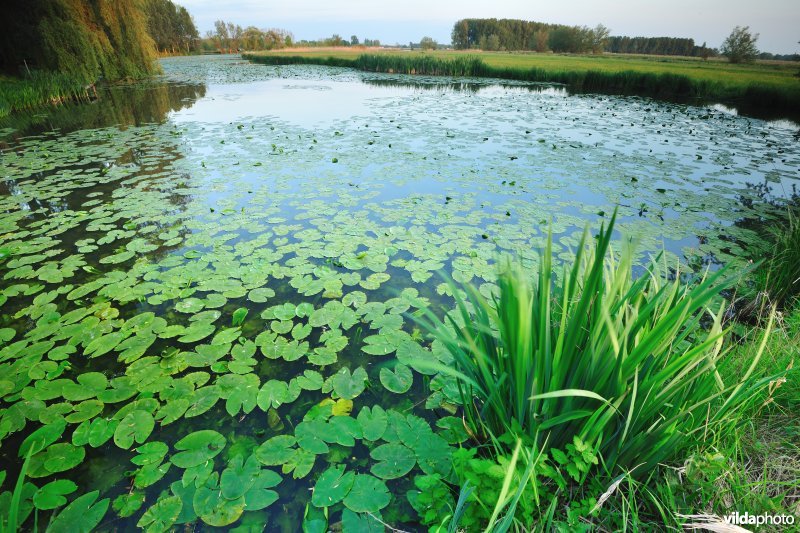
[
  {"left": 0, "top": 81, "right": 205, "bottom": 141},
  {"left": 362, "top": 76, "right": 567, "bottom": 96}
]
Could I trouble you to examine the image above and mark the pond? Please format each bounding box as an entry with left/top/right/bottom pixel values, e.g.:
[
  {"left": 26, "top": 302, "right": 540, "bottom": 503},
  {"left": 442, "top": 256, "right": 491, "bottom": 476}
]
[{"left": 0, "top": 54, "right": 798, "bottom": 531}]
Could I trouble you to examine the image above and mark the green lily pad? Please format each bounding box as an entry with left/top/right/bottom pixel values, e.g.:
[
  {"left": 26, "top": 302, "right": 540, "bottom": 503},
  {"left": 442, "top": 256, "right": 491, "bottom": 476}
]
[
  {"left": 243, "top": 468, "right": 282, "bottom": 511},
  {"left": 171, "top": 430, "right": 226, "bottom": 469},
  {"left": 330, "top": 366, "right": 367, "bottom": 400},
  {"left": 132, "top": 441, "right": 169, "bottom": 466},
  {"left": 35, "top": 443, "right": 85, "bottom": 476},
  {"left": 342, "top": 475, "right": 390, "bottom": 513},
  {"left": 135, "top": 461, "right": 171, "bottom": 489},
  {"left": 33, "top": 479, "right": 78, "bottom": 510},
  {"left": 175, "top": 298, "right": 205, "bottom": 313},
  {"left": 341, "top": 509, "right": 384, "bottom": 532},
  {"left": 113, "top": 491, "right": 146, "bottom": 518},
  {"left": 247, "top": 288, "right": 275, "bottom": 303},
  {"left": 361, "top": 334, "right": 397, "bottom": 356},
  {"left": 370, "top": 443, "right": 416, "bottom": 479},
  {"left": 114, "top": 410, "right": 155, "bottom": 449},
  {"left": 257, "top": 380, "right": 289, "bottom": 410},
  {"left": 356, "top": 406, "right": 388, "bottom": 442},
  {"left": 295, "top": 420, "right": 329, "bottom": 455},
  {"left": 379, "top": 364, "right": 413, "bottom": 393},
  {"left": 48, "top": 490, "right": 109, "bottom": 533},
  {"left": 65, "top": 399, "right": 104, "bottom": 423},
  {"left": 178, "top": 322, "right": 215, "bottom": 343},
  {"left": 311, "top": 465, "right": 354, "bottom": 508},
  {"left": 20, "top": 419, "right": 66, "bottom": 456},
  {"left": 220, "top": 454, "right": 261, "bottom": 499},
  {"left": 212, "top": 327, "right": 241, "bottom": 345},
  {"left": 137, "top": 494, "right": 182, "bottom": 533},
  {"left": 193, "top": 476, "right": 245, "bottom": 527},
  {"left": 185, "top": 386, "right": 220, "bottom": 417},
  {"left": 254, "top": 435, "right": 297, "bottom": 466}
]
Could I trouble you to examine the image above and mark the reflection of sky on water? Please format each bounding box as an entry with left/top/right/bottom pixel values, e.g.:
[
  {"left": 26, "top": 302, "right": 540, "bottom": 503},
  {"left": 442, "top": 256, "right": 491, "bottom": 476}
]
[{"left": 168, "top": 77, "right": 566, "bottom": 128}]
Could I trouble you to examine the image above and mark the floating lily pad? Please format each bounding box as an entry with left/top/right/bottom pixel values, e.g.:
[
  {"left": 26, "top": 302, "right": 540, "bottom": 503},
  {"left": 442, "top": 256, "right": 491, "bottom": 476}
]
[
  {"left": 137, "top": 494, "right": 182, "bottom": 533},
  {"left": 311, "top": 465, "right": 354, "bottom": 508},
  {"left": 370, "top": 443, "right": 416, "bottom": 479},
  {"left": 193, "top": 476, "right": 246, "bottom": 527},
  {"left": 48, "top": 490, "right": 109, "bottom": 533},
  {"left": 114, "top": 410, "right": 155, "bottom": 449},
  {"left": 357, "top": 406, "right": 388, "bottom": 442},
  {"left": 171, "top": 430, "right": 226, "bottom": 469},
  {"left": 342, "top": 475, "right": 391, "bottom": 513},
  {"left": 33, "top": 479, "right": 78, "bottom": 510},
  {"left": 379, "top": 364, "right": 413, "bottom": 393},
  {"left": 330, "top": 367, "right": 367, "bottom": 400}
]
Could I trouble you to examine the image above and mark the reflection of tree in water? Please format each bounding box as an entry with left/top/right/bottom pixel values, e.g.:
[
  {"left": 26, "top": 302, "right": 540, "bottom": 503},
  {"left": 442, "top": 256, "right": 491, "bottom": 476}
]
[
  {"left": 0, "top": 81, "right": 206, "bottom": 141},
  {"left": 362, "top": 77, "right": 565, "bottom": 95}
]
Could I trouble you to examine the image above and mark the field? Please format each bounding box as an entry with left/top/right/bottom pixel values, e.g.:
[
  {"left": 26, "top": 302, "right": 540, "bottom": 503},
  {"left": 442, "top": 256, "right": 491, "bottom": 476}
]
[{"left": 246, "top": 47, "right": 800, "bottom": 117}]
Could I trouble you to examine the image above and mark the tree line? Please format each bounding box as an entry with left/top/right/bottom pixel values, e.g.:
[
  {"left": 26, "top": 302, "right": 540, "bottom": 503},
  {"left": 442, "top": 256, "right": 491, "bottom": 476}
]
[
  {"left": 144, "top": 0, "right": 199, "bottom": 54},
  {"left": 452, "top": 18, "right": 718, "bottom": 57},
  {"left": 606, "top": 36, "right": 714, "bottom": 58}
]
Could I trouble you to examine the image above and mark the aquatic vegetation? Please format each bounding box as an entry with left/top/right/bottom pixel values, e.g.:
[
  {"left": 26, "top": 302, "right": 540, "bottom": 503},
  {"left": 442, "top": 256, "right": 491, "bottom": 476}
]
[
  {"left": 0, "top": 56, "right": 797, "bottom": 530},
  {"left": 416, "top": 212, "right": 776, "bottom": 474},
  {"left": 749, "top": 206, "right": 800, "bottom": 308}
]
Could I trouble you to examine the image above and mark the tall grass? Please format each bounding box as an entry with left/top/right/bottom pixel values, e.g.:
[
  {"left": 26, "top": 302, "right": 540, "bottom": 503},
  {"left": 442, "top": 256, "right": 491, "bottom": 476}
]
[
  {"left": 244, "top": 52, "right": 800, "bottom": 115},
  {"left": 0, "top": 71, "right": 93, "bottom": 118},
  {"left": 416, "top": 211, "right": 776, "bottom": 475},
  {"left": 750, "top": 207, "right": 800, "bottom": 308}
]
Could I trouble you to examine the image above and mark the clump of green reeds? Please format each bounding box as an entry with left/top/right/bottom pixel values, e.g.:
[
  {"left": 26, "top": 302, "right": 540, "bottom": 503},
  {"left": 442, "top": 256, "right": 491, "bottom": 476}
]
[
  {"left": 0, "top": 71, "right": 92, "bottom": 118},
  {"left": 750, "top": 207, "right": 800, "bottom": 308},
  {"left": 416, "top": 210, "right": 775, "bottom": 475}
]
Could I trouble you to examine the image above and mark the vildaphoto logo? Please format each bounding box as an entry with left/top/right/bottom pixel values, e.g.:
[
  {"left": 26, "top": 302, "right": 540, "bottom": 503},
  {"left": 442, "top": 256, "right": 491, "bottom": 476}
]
[{"left": 724, "top": 512, "right": 796, "bottom": 527}]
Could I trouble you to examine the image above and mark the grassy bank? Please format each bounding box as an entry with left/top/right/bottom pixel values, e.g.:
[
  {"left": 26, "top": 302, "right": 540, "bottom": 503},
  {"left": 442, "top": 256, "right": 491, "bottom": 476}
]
[
  {"left": 244, "top": 49, "right": 800, "bottom": 118},
  {"left": 0, "top": 72, "right": 96, "bottom": 118}
]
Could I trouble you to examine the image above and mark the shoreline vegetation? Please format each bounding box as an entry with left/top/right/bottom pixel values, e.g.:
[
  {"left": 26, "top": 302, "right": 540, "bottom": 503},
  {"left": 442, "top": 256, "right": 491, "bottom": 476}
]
[{"left": 244, "top": 48, "right": 800, "bottom": 119}]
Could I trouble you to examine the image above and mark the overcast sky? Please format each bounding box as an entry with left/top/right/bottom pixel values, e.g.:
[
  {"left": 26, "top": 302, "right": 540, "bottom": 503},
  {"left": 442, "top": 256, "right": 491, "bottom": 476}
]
[{"left": 178, "top": 0, "right": 798, "bottom": 54}]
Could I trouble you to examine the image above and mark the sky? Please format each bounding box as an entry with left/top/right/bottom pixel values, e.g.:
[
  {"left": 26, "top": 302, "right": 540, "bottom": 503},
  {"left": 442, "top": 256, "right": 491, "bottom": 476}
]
[{"left": 178, "top": 0, "right": 799, "bottom": 54}]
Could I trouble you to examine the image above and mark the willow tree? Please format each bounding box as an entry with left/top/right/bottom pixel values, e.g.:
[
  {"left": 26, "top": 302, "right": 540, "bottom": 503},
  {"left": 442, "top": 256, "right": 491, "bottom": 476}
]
[{"left": 1, "top": 0, "right": 159, "bottom": 81}]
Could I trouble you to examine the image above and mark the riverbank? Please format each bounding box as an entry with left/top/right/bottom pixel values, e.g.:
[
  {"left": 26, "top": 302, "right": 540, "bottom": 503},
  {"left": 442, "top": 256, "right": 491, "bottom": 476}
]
[{"left": 244, "top": 49, "right": 800, "bottom": 119}]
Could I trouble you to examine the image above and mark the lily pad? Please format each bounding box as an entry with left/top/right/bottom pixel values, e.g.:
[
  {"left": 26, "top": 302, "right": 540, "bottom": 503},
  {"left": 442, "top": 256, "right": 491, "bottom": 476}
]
[
  {"left": 342, "top": 475, "right": 391, "bottom": 513},
  {"left": 171, "top": 430, "right": 226, "bottom": 469},
  {"left": 254, "top": 435, "right": 297, "bottom": 466},
  {"left": 311, "top": 465, "right": 354, "bottom": 508},
  {"left": 114, "top": 410, "right": 155, "bottom": 449},
  {"left": 33, "top": 479, "right": 78, "bottom": 510},
  {"left": 220, "top": 455, "right": 261, "bottom": 500},
  {"left": 48, "top": 490, "right": 109, "bottom": 533},
  {"left": 330, "top": 366, "right": 367, "bottom": 400},
  {"left": 379, "top": 364, "right": 413, "bottom": 394},
  {"left": 356, "top": 406, "right": 388, "bottom": 442},
  {"left": 370, "top": 443, "right": 416, "bottom": 479},
  {"left": 193, "top": 476, "right": 246, "bottom": 527},
  {"left": 137, "top": 494, "right": 182, "bottom": 533}
]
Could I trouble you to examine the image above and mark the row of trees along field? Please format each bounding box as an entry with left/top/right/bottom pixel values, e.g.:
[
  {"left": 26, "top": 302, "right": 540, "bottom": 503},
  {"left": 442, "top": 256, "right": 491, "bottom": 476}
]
[
  {"left": 200, "top": 21, "right": 294, "bottom": 52},
  {"left": 451, "top": 18, "right": 717, "bottom": 57}
]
